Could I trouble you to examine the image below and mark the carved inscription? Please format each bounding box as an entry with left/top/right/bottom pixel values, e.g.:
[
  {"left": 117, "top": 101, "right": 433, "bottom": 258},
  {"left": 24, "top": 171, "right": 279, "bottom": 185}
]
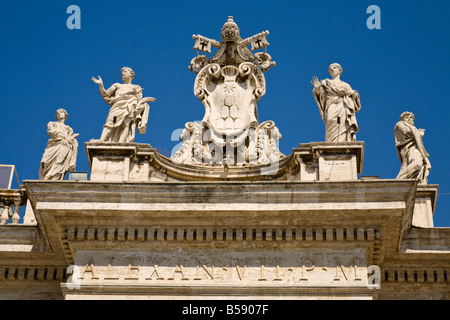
[{"left": 72, "top": 250, "right": 368, "bottom": 287}]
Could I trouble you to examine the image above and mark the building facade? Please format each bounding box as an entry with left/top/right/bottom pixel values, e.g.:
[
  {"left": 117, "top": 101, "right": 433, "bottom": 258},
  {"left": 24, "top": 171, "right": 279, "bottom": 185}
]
[
  {"left": 0, "top": 17, "right": 449, "bottom": 300},
  {"left": 0, "top": 141, "right": 449, "bottom": 300}
]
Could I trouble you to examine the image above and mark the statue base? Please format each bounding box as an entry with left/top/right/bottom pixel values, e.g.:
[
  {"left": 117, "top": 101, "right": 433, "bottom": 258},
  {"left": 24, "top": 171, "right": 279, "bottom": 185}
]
[
  {"left": 412, "top": 185, "right": 438, "bottom": 228},
  {"left": 295, "top": 142, "right": 364, "bottom": 181},
  {"left": 86, "top": 142, "right": 154, "bottom": 182},
  {"left": 85, "top": 141, "right": 365, "bottom": 183}
]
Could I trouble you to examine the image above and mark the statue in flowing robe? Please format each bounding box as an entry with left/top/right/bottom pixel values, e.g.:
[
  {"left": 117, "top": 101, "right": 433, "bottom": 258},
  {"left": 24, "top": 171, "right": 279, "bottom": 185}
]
[
  {"left": 394, "top": 111, "right": 431, "bottom": 184},
  {"left": 312, "top": 63, "right": 361, "bottom": 142},
  {"left": 39, "top": 108, "right": 79, "bottom": 180},
  {"left": 92, "top": 67, "right": 155, "bottom": 143}
]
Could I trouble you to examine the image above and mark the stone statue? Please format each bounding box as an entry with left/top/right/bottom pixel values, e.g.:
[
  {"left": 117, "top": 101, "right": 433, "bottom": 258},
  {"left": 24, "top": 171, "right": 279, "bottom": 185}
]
[
  {"left": 39, "top": 108, "right": 79, "bottom": 180},
  {"left": 394, "top": 111, "right": 431, "bottom": 184},
  {"left": 171, "top": 16, "right": 283, "bottom": 166},
  {"left": 92, "top": 67, "right": 155, "bottom": 143},
  {"left": 312, "top": 63, "right": 361, "bottom": 142}
]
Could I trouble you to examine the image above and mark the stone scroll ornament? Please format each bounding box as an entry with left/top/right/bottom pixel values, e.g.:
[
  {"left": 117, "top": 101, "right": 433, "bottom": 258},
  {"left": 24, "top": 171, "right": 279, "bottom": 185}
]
[
  {"left": 394, "top": 112, "right": 431, "bottom": 184},
  {"left": 312, "top": 63, "right": 361, "bottom": 142},
  {"left": 39, "top": 108, "right": 79, "bottom": 180},
  {"left": 171, "top": 16, "right": 284, "bottom": 166},
  {"left": 92, "top": 67, "right": 156, "bottom": 143}
]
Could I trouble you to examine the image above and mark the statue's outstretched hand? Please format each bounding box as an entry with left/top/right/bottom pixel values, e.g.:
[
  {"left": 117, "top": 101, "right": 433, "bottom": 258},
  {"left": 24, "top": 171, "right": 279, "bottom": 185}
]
[
  {"left": 91, "top": 76, "right": 103, "bottom": 85},
  {"left": 311, "top": 76, "right": 321, "bottom": 88}
]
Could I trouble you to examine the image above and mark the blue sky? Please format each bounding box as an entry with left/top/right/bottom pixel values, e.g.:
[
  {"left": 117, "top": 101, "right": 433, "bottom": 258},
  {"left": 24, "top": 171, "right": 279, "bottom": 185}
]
[{"left": 1, "top": 1, "right": 449, "bottom": 227}]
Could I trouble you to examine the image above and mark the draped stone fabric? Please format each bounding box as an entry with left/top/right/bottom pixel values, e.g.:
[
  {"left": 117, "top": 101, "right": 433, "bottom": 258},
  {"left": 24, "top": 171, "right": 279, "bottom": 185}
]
[
  {"left": 39, "top": 121, "right": 78, "bottom": 180},
  {"left": 101, "top": 84, "right": 144, "bottom": 143},
  {"left": 313, "top": 79, "right": 361, "bottom": 142},
  {"left": 394, "top": 120, "right": 430, "bottom": 184}
]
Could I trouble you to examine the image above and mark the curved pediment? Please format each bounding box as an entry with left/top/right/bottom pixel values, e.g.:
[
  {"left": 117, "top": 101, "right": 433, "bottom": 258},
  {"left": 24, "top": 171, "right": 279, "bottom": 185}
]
[{"left": 85, "top": 141, "right": 365, "bottom": 183}]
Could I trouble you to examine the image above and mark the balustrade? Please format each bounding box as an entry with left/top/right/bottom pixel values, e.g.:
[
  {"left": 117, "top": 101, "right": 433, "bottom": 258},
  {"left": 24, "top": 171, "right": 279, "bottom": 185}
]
[{"left": 0, "top": 189, "right": 27, "bottom": 225}]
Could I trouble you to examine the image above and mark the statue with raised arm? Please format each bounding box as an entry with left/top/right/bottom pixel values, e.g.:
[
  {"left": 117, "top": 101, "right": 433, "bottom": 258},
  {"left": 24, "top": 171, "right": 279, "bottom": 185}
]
[
  {"left": 394, "top": 111, "right": 431, "bottom": 184},
  {"left": 39, "top": 108, "right": 79, "bottom": 180},
  {"left": 312, "top": 63, "right": 361, "bottom": 142},
  {"left": 92, "top": 67, "right": 155, "bottom": 143}
]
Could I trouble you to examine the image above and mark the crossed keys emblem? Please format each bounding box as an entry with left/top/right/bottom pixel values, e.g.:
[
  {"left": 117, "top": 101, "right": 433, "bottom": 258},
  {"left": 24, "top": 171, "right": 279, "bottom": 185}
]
[{"left": 192, "top": 30, "right": 270, "bottom": 54}]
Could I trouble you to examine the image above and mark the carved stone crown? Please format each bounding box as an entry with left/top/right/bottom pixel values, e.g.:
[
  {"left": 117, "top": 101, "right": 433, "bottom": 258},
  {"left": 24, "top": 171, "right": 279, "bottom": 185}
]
[{"left": 221, "top": 16, "right": 240, "bottom": 42}]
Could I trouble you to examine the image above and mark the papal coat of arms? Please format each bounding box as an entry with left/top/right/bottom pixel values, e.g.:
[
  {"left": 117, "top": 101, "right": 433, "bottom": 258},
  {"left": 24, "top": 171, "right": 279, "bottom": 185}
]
[{"left": 171, "top": 16, "right": 284, "bottom": 166}]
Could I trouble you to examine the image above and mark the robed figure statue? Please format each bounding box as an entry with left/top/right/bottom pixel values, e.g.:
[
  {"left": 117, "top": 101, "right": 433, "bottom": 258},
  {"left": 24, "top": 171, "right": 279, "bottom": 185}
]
[
  {"left": 312, "top": 63, "right": 361, "bottom": 142},
  {"left": 92, "top": 67, "right": 155, "bottom": 143},
  {"left": 39, "top": 108, "right": 79, "bottom": 180},
  {"left": 394, "top": 111, "right": 431, "bottom": 184}
]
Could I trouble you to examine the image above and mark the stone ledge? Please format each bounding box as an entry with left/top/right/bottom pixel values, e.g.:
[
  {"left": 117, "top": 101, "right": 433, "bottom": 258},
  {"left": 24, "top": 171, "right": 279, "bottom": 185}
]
[
  {"left": 0, "top": 266, "right": 68, "bottom": 281},
  {"left": 0, "top": 226, "right": 43, "bottom": 253},
  {"left": 62, "top": 226, "right": 381, "bottom": 243},
  {"left": 381, "top": 267, "right": 449, "bottom": 284},
  {"left": 401, "top": 226, "right": 450, "bottom": 253},
  {"left": 84, "top": 141, "right": 365, "bottom": 182},
  {"left": 61, "top": 283, "right": 376, "bottom": 300}
]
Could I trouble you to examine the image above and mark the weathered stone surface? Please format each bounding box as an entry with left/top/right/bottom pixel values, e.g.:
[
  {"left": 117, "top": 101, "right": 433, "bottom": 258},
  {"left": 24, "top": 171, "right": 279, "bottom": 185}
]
[
  {"left": 0, "top": 141, "right": 449, "bottom": 300},
  {"left": 85, "top": 141, "right": 364, "bottom": 183},
  {"left": 39, "top": 108, "right": 78, "bottom": 181},
  {"left": 1, "top": 16, "right": 449, "bottom": 302},
  {"left": 394, "top": 111, "right": 431, "bottom": 184},
  {"left": 92, "top": 67, "right": 155, "bottom": 143},
  {"left": 412, "top": 185, "right": 438, "bottom": 228},
  {"left": 8, "top": 171, "right": 443, "bottom": 299},
  {"left": 171, "top": 17, "right": 282, "bottom": 167},
  {"left": 312, "top": 63, "right": 361, "bottom": 143}
]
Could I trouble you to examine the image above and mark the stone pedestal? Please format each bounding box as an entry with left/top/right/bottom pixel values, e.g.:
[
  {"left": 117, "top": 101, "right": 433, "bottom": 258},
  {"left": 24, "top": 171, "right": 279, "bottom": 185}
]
[
  {"left": 294, "top": 142, "right": 364, "bottom": 181},
  {"left": 86, "top": 142, "right": 157, "bottom": 182},
  {"left": 87, "top": 143, "right": 137, "bottom": 182},
  {"left": 412, "top": 185, "right": 438, "bottom": 228},
  {"left": 86, "top": 141, "right": 365, "bottom": 183}
]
